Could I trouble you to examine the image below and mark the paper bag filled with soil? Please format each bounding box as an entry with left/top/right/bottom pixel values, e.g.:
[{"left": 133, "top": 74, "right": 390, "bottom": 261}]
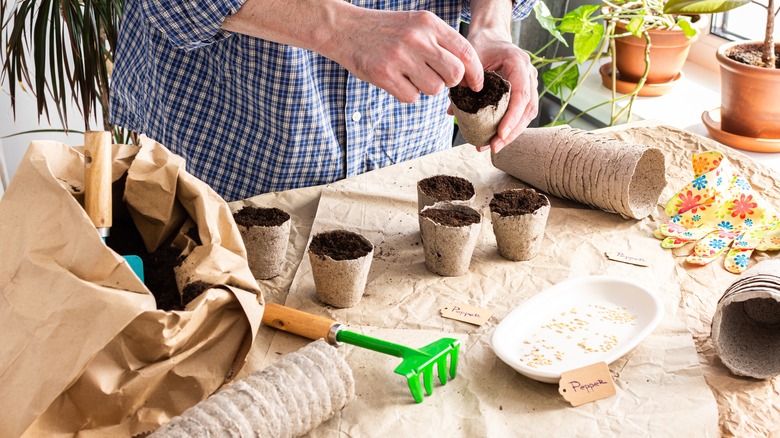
[{"left": 0, "top": 137, "right": 264, "bottom": 437}]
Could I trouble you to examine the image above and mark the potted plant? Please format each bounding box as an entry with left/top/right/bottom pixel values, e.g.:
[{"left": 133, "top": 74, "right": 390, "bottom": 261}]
[
  {"left": 606, "top": 0, "right": 701, "bottom": 85},
  {"left": 664, "top": 0, "right": 780, "bottom": 142},
  {"left": 530, "top": 0, "right": 700, "bottom": 126},
  {"left": 0, "top": 0, "right": 133, "bottom": 144}
]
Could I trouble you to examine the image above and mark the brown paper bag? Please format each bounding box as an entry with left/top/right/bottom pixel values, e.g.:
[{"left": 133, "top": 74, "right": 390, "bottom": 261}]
[{"left": 0, "top": 136, "right": 264, "bottom": 436}]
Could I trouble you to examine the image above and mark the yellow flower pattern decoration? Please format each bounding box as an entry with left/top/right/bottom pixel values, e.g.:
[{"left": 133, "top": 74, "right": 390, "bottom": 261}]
[{"left": 655, "top": 151, "right": 780, "bottom": 273}]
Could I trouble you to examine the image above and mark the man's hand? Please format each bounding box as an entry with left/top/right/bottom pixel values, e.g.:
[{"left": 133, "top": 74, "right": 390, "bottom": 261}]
[
  {"left": 223, "top": 1, "right": 485, "bottom": 103},
  {"left": 465, "top": 27, "right": 539, "bottom": 153},
  {"left": 327, "top": 10, "right": 485, "bottom": 103},
  {"left": 452, "top": 0, "right": 539, "bottom": 154}
]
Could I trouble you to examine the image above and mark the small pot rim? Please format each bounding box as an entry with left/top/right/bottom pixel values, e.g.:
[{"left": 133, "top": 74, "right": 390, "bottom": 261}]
[
  {"left": 716, "top": 40, "right": 780, "bottom": 73},
  {"left": 308, "top": 230, "right": 374, "bottom": 260},
  {"left": 605, "top": 7, "right": 706, "bottom": 33}
]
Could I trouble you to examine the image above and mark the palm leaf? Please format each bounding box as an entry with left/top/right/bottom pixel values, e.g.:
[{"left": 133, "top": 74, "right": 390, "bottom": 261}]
[{"left": 1, "top": 0, "right": 133, "bottom": 139}]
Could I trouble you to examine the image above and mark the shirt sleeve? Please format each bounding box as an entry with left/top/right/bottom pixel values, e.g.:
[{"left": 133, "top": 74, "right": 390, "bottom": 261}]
[
  {"left": 461, "top": 0, "right": 537, "bottom": 23},
  {"left": 139, "top": 0, "right": 246, "bottom": 50}
]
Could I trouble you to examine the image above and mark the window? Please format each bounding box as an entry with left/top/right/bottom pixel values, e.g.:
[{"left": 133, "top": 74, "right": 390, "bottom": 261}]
[{"left": 710, "top": 3, "right": 780, "bottom": 41}]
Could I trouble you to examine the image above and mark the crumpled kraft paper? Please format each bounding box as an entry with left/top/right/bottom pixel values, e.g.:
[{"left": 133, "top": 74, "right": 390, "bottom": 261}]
[
  {"left": 608, "top": 125, "right": 780, "bottom": 436},
  {"left": 0, "top": 137, "right": 263, "bottom": 437},
  {"left": 237, "top": 128, "right": 720, "bottom": 436}
]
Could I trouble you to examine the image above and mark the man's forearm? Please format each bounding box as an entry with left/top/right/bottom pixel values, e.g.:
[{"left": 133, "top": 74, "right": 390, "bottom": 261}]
[
  {"left": 221, "top": 0, "right": 352, "bottom": 55},
  {"left": 468, "top": 0, "right": 514, "bottom": 41},
  {"left": 221, "top": 1, "right": 484, "bottom": 101}
]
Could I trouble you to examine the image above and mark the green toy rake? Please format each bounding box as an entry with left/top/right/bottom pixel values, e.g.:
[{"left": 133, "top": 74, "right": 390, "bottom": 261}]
[{"left": 262, "top": 303, "right": 460, "bottom": 403}]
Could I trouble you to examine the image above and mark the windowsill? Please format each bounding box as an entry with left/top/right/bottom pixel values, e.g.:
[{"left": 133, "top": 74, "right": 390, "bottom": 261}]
[{"left": 562, "top": 58, "right": 780, "bottom": 174}]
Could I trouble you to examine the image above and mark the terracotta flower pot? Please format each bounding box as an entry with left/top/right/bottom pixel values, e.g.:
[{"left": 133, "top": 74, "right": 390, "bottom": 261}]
[
  {"left": 613, "top": 20, "right": 700, "bottom": 84},
  {"left": 717, "top": 41, "right": 780, "bottom": 139}
]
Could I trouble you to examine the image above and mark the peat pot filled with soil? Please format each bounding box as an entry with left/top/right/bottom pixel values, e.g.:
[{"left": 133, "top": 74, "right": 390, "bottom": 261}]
[
  {"left": 308, "top": 230, "right": 374, "bottom": 308},
  {"left": 489, "top": 188, "right": 550, "bottom": 261},
  {"left": 419, "top": 202, "right": 482, "bottom": 277},
  {"left": 417, "top": 174, "right": 476, "bottom": 212},
  {"left": 449, "top": 70, "right": 510, "bottom": 147},
  {"left": 234, "top": 206, "right": 292, "bottom": 279}
]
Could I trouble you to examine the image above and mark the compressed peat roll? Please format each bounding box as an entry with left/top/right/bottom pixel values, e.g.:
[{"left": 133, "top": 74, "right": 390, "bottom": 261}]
[
  {"left": 711, "top": 259, "right": 780, "bottom": 380},
  {"left": 491, "top": 125, "right": 666, "bottom": 220},
  {"left": 149, "top": 339, "right": 355, "bottom": 437}
]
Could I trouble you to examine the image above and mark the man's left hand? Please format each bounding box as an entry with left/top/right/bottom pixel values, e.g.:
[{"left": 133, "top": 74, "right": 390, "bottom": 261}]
[{"left": 451, "top": 27, "right": 538, "bottom": 153}]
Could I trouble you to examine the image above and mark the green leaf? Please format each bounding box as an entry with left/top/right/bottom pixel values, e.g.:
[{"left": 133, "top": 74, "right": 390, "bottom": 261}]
[
  {"left": 676, "top": 17, "right": 700, "bottom": 38},
  {"left": 558, "top": 4, "right": 600, "bottom": 34},
  {"left": 573, "top": 24, "right": 604, "bottom": 64},
  {"left": 663, "top": 0, "right": 750, "bottom": 14},
  {"left": 533, "top": 1, "right": 568, "bottom": 47},
  {"left": 542, "top": 63, "right": 580, "bottom": 95},
  {"left": 626, "top": 17, "right": 645, "bottom": 38}
]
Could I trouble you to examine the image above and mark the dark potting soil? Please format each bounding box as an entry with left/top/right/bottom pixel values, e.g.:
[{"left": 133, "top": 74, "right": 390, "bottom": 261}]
[
  {"left": 107, "top": 220, "right": 192, "bottom": 311},
  {"left": 727, "top": 43, "right": 780, "bottom": 68},
  {"left": 143, "top": 246, "right": 188, "bottom": 311},
  {"left": 420, "top": 207, "right": 481, "bottom": 227},
  {"left": 233, "top": 206, "right": 290, "bottom": 227},
  {"left": 490, "top": 189, "right": 549, "bottom": 216},
  {"left": 182, "top": 280, "right": 215, "bottom": 306},
  {"left": 100, "top": 175, "right": 210, "bottom": 311},
  {"left": 309, "top": 230, "right": 373, "bottom": 261},
  {"left": 419, "top": 175, "right": 475, "bottom": 202},
  {"left": 184, "top": 225, "right": 202, "bottom": 245},
  {"left": 449, "top": 71, "right": 509, "bottom": 114}
]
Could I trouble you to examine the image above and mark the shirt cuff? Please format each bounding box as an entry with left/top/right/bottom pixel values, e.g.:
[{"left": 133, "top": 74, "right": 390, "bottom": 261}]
[
  {"left": 461, "top": 0, "right": 537, "bottom": 23},
  {"left": 142, "top": 0, "right": 246, "bottom": 50}
]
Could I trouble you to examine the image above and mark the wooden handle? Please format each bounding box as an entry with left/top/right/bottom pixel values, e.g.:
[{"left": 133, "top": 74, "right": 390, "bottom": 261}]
[
  {"left": 262, "top": 303, "right": 339, "bottom": 343},
  {"left": 84, "top": 131, "right": 113, "bottom": 234}
]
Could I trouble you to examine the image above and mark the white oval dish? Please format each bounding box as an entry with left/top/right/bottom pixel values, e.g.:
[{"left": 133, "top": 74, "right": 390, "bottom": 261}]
[{"left": 491, "top": 275, "right": 664, "bottom": 383}]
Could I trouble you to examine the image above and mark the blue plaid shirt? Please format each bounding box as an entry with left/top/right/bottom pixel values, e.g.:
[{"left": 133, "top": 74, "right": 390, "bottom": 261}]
[{"left": 110, "top": 0, "right": 535, "bottom": 201}]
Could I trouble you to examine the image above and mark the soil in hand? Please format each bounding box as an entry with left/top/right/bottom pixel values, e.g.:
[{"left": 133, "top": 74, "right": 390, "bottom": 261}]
[
  {"left": 490, "top": 190, "right": 549, "bottom": 216},
  {"left": 728, "top": 43, "right": 780, "bottom": 68},
  {"left": 310, "top": 230, "right": 373, "bottom": 261},
  {"left": 420, "top": 208, "right": 481, "bottom": 227},
  {"left": 419, "top": 175, "right": 475, "bottom": 202},
  {"left": 449, "top": 71, "right": 509, "bottom": 113},
  {"left": 234, "top": 206, "right": 290, "bottom": 227}
]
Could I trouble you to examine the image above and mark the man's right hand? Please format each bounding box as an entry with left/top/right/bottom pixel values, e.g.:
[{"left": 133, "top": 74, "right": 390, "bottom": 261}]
[
  {"left": 325, "top": 9, "right": 485, "bottom": 103},
  {"left": 223, "top": 1, "right": 484, "bottom": 102}
]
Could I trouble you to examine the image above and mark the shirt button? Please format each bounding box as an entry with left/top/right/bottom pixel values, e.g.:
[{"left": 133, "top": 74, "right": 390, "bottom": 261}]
[{"left": 351, "top": 111, "right": 362, "bottom": 122}]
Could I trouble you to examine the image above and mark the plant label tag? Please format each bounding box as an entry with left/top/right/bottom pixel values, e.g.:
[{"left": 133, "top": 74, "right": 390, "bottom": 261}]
[
  {"left": 558, "top": 362, "right": 616, "bottom": 407},
  {"left": 440, "top": 302, "right": 493, "bottom": 326},
  {"left": 605, "top": 250, "right": 649, "bottom": 267}
]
